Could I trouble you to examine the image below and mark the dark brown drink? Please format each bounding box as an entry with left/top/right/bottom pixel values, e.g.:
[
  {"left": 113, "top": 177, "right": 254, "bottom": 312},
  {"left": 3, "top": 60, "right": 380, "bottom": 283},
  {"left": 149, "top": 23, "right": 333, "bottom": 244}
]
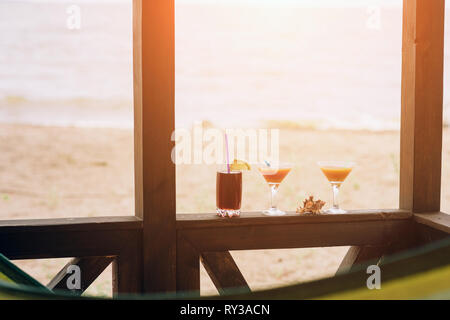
[{"left": 216, "top": 170, "right": 242, "bottom": 217}]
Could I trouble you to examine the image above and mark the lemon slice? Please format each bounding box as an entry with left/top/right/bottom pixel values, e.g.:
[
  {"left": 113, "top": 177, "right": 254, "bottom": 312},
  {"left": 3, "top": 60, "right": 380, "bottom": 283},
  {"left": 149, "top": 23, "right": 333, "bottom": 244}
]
[{"left": 230, "top": 159, "right": 251, "bottom": 171}]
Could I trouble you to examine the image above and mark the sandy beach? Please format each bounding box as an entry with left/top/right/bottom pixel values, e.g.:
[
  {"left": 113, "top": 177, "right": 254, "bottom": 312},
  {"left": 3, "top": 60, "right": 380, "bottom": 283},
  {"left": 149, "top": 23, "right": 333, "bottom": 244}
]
[{"left": 2, "top": 123, "right": 450, "bottom": 296}]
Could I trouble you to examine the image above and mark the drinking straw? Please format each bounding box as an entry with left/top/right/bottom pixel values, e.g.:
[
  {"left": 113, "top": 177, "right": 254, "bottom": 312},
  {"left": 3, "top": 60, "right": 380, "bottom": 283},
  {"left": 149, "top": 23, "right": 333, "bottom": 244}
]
[
  {"left": 225, "top": 133, "right": 230, "bottom": 173},
  {"left": 264, "top": 160, "right": 271, "bottom": 167}
]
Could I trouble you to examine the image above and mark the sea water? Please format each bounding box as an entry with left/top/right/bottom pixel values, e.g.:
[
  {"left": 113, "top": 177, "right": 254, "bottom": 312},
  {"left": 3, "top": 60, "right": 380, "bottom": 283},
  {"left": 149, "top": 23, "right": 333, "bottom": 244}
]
[{"left": 0, "top": 0, "right": 449, "bottom": 130}]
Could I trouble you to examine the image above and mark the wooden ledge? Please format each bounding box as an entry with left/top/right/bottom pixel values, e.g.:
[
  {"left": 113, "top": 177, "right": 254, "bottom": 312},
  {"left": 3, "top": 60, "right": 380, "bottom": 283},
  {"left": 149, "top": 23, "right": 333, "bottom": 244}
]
[
  {"left": 414, "top": 212, "right": 450, "bottom": 234},
  {"left": 176, "top": 210, "right": 413, "bottom": 251},
  {"left": 0, "top": 216, "right": 143, "bottom": 259},
  {"left": 176, "top": 210, "right": 411, "bottom": 251},
  {"left": 0, "top": 216, "right": 143, "bottom": 234},
  {"left": 176, "top": 209, "right": 412, "bottom": 230}
]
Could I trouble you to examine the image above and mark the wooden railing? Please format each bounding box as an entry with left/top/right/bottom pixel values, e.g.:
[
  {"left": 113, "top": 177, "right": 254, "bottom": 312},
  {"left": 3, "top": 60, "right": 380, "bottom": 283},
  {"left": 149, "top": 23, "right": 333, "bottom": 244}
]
[
  {"left": 0, "top": 216, "right": 143, "bottom": 294},
  {"left": 175, "top": 210, "right": 450, "bottom": 296},
  {"left": 0, "top": 210, "right": 448, "bottom": 296},
  {"left": 176, "top": 210, "right": 409, "bottom": 295},
  {"left": 0, "top": 0, "right": 449, "bottom": 297}
]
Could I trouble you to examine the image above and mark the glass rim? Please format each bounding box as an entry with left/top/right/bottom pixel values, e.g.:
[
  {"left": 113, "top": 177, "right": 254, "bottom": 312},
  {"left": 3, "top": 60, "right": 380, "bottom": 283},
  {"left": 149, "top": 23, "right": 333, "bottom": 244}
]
[
  {"left": 317, "top": 161, "right": 356, "bottom": 168},
  {"left": 216, "top": 169, "right": 242, "bottom": 174},
  {"left": 256, "top": 162, "right": 293, "bottom": 169}
]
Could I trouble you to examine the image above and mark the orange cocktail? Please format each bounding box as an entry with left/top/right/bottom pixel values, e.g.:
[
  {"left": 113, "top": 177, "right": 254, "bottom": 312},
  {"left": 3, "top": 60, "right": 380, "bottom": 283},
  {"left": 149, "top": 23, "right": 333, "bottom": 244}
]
[
  {"left": 258, "top": 164, "right": 292, "bottom": 216},
  {"left": 320, "top": 166, "right": 352, "bottom": 185},
  {"left": 318, "top": 161, "right": 355, "bottom": 214},
  {"left": 259, "top": 167, "right": 292, "bottom": 185}
]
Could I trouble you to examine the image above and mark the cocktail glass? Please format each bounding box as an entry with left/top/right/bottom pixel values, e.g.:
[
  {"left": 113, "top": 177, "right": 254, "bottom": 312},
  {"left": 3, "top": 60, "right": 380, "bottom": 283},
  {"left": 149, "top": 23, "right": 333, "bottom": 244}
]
[
  {"left": 258, "top": 163, "right": 292, "bottom": 216},
  {"left": 317, "top": 161, "right": 356, "bottom": 214},
  {"left": 216, "top": 169, "right": 242, "bottom": 217}
]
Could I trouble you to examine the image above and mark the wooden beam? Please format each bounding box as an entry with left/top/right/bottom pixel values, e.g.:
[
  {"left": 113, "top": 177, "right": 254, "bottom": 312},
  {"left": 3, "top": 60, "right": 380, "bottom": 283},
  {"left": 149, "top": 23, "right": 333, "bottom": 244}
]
[
  {"left": 414, "top": 212, "right": 450, "bottom": 234},
  {"left": 48, "top": 256, "right": 114, "bottom": 294},
  {"left": 133, "top": 0, "right": 176, "bottom": 293},
  {"left": 133, "top": 0, "right": 143, "bottom": 231},
  {"left": 336, "top": 246, "right": 386, "bottom": 275},
  {"left": 0, "top": 216, "right": 142, "bottom": 234},
  {"left": 400, "top": 0, "right": 445, "bottom": 213},
  {"left": 112, "top": 242, "right": 143, "bottom": 295},
  {"left": 177, "top": 210, "right": 412, "bottom": 252},
  {"left": 0, "top": 218, "right": 142, "bottom": 260},
  {"left": 177, "top": 210, "right": 411, "bottom": 229},
  {"left": 413, "top": 213, "right": 450, "bottom": 245},
  {"left": 415, "top": 224, "right": 449, "bottom": 246},
  {"left": 180, "top": 221, "right": 408, "bottom": 252},
  {"left": 176, "top": 233, "right": 200, "bottom": 296},
  {"left": 201, "top": 251, "right": 251, "bottom": 295}
]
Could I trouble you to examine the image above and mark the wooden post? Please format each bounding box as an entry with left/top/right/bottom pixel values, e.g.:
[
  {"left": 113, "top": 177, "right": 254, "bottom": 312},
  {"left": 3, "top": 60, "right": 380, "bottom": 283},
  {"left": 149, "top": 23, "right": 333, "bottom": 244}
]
[
  {"left": 400, "top": 0, "right": 445, "bottom": 213},
  {"left": 133, "top": 0, "right": 176, "bottom": 293},
  {"left": 113, "top": 228, "right": 143, "bottom": 295},
  {"left": 112, "top": 248, "right": 143, "bottom": 296},
  {"left": 176, "top": 233, "right": 200, "bottom": 296}
]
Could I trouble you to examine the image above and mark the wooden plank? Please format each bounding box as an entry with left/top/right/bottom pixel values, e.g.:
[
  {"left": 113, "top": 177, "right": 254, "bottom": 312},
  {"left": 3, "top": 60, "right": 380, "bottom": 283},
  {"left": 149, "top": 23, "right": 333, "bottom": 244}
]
[
  {"left": 133, "top": 0, "right": 143, "bottom": 224},
  {"left": 413, "top": 213, "right": 450, "bottom": 246},
  {"left": 400, "top": 0, "right": 445, "bottom": 213},
  {"left": 133, "top": 0, "right": 176, "bottom": 293},
  {"left": 201, "top": 251, "right": 251, "bottom": 295},
  {"left": 415, "top": 224, "right": 449, "bottom": 246},
  {"left": 338, "top": 219, "right": 419, "bottom": 275},
  {"left": 176, "top": 233, "right": 200, "bottom": 296},
  {"left": 112, "top": 240, "right": 143, "bottom": 295},
  {"left": 177, "top": 210, "right": 411, "bottom": 229},
  {"left": 0, "top": 216, "right": 142, "bottom": 234},
  {"left": 0, "top": 216, "right": 142, "bottom": 260},
  {"left": 1, "top": 228, "right": 142, "bottom": 260},
  {"left": 179, "top": 219, "right": 410, "bottom": 252},
  {"left": 336, "top": 246, "right": 386, "bottom": 275},
  {"left": 414, "top": 212, "right": 450, "bottom": 234},
  {"left": 48, "top": 256, "right": 114, "bottom": 294}
]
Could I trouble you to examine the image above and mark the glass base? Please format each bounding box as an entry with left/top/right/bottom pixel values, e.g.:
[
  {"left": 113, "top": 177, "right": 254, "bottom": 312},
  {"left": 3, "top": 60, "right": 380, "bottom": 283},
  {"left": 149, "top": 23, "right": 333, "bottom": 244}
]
[
  {"left": 217, "top": 208, "right": 240, "bottom": 218},
  {"left": 262, "top": 208, "right": 286, "bottom": 216},
  {"left": 324, "top": 208, "right": 347, "bottom": 214}
]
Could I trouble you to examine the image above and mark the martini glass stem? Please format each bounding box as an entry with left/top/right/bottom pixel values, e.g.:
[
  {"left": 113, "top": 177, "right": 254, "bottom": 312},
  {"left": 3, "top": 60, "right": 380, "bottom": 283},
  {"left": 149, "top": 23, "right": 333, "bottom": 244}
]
[
  {"left": 270, "top": 184, "right": 279, "bottom": 210},
  {"left": 331, "top": 183, "right": 340, "bottom": 211}
]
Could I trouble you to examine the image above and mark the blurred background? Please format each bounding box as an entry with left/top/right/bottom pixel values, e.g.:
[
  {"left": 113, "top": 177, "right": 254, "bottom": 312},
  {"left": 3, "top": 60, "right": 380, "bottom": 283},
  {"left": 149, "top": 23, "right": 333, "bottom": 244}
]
[{"left": 0, "top": 0, "right": 449, "bottom": 297}]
